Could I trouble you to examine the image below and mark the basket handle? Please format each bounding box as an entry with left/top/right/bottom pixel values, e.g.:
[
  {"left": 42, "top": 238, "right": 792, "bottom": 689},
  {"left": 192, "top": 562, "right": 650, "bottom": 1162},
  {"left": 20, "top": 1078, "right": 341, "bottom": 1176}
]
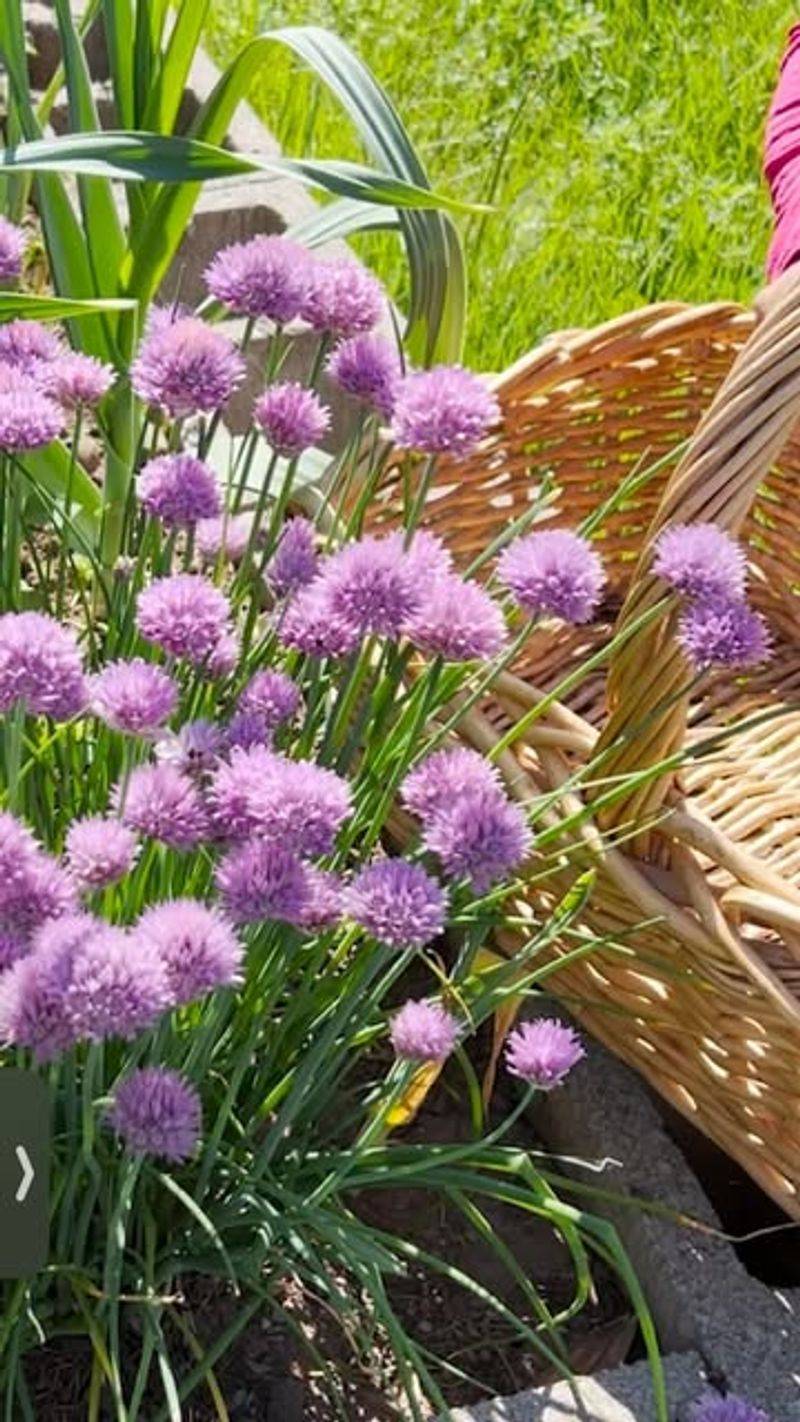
[{"left": 593, "top": 266, "right": 800, "bottom": 839}]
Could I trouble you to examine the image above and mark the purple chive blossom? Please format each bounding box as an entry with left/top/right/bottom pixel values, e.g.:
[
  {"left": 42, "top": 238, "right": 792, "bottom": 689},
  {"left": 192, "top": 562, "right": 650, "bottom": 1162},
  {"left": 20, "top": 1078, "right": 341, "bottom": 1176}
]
[
  {"left": 390, "top": 999, "right": 459, "bottom": 1062},
  {"left": 137, "top": 574, "right": 231, "bottom": 664},
  {"left": 391, "top": 529, "right": 454, "bottom": 589},
  {"left": 225, "top": 709, "right": 272, "bottom": 752},
  {"left": 131, "top": 311, "right": 244, "bottom": 418},
  {"left": 0, "top": 814, "right": 72, "bottom": 937},
  {"left": 207, "top": 630, "right": 240, "bottom": 680},
  {"left": 678, "top": 597, "right": 771, "bottom": 670},
  {"left": 391, "top": 365, "right": 500, "bottom": 459},
  {"left": 404, "top": 574, "right": 507, "bottom": 662},
  {"left": 266, "top": 516, "right": 320, "bottom": 597},
  {"left": 238, "top": 669, "right": 301, "bottom": 731},
  {"left": 0, "top": 218, "right": 26, "bottom": 281},
  {"left": 118, "top": 763, "right": 209, "bottom": 849},
  {"left": 136, "top": 899, "right": 243, "bottom": 1008},
  {"left": 108, "top": 1068, "right": 201, "bottom": 1163},
  {"left": 205, "top": 234, "right": 311, "bottom": 322},
  {"left": 300, "top": 258, "right": 384, "bottom": 337},
  {"left": 653, "top": 523, "right": 747, "bottom": 603},
  {"left": 327, "top": 333, "right": 401, "bottom": 417},
  {"left": 209, "top": 747, "right": 351, "bottom": 854},
  {"left": 505, "top": 1018, "right": 585, "bottom": 1089},
  {"left": 155, "top": 719, "right": 223, "bottom": 776},
  {"left": 0, "top": 384, "right": 63, "bottom": 451},
  {"left": 90, "top": 658, "right": 178, "bottom": 736},
  {"left": 65, "top": 926, "right": 170, "bottom": 1041},
  {"left": 0, "top": 916, "right": 87, "bottom": 1060},
  {"left": 293, "top": 867, "right": 343, "bottom": 932},
  {"left": 45, "top": 352, "right": 114, "bottom": 408},
  {"left": 0, "top": 931, "right": 27, "bottom": 973},
  {"left": 137, "top": 454, "right": 221, "bottom": 527},
  {"left": 279, "top": 582, "right": 361, "bottom": 658},
  {"left": 208, "top": 744, "right": 275, "bottom": 838},
  {"left": 197, "top": 511, "right": 261, "bottom": 564},
  {"left": 689, "top": 1396, "right": 770, "bottom": 1422},
  {"left": 345, "top": 859, "right": 447, "bottom": 950},
  {"left": 65, "top": 817, "right": 137, "bottom": 891},
  {"left": 498, "top": 529, "right": 606, "bottom": 624},
  {"left": 253, "top": 382, "right": 331, "bottom": 457},
  {"left": 215, "top": 840, "right": 312, "bottom": 925},
  {"left": 0, "top": 320, "right": 63, "bottom": 367},
  {"left": 323, "top": 535, "right": 421, "bottom": 637},
  {"left": 0, "top": 813, "right": 76, "bottom": 938},
  {"left": 401, "top": 746, "right": 502, "bottom": 821},
  {"left": 423, "top": 788, "right": 532, "bottom": 892},
  {"left": 0, "top": 612, "right": 87, "bottom": 719}
]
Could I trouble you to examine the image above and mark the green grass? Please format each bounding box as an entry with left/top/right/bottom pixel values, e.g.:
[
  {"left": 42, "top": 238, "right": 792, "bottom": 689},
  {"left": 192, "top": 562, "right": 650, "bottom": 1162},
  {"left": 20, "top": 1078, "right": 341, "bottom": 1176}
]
[{"left": 206, "top": 0, "right": 795, "bottom": 371}]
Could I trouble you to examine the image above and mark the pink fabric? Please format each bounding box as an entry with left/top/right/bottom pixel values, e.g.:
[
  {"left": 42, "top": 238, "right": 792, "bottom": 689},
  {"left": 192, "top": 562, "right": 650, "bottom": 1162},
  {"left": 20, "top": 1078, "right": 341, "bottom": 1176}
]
[{"left": 765, "top": 25, "right": 800, "bottom": 278}]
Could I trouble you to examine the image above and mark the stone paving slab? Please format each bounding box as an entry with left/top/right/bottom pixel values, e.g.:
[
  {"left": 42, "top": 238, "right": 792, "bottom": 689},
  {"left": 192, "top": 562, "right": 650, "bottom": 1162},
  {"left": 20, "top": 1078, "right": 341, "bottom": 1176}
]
[{"left": 449, "top": 1353, "right": 706, "bottom": 1422}]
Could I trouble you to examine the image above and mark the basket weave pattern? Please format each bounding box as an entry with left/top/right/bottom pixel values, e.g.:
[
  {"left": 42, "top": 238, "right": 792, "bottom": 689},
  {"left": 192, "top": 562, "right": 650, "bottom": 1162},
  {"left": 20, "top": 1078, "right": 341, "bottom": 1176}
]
[{"left": 367, "top": 291, "right": 800, "bottom": 1215}]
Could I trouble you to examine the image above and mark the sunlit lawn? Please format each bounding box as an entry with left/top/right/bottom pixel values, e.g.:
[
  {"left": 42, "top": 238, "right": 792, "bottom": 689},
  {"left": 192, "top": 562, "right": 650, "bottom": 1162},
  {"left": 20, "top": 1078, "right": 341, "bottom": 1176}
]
[{"left": 207, "top": 0, "right": 794, "bottom": 370}]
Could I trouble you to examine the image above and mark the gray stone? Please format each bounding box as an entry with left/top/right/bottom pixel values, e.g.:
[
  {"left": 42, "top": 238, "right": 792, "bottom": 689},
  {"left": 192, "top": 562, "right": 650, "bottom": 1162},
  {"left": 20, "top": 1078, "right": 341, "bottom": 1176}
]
[
  {"left": 449, "top": 1353, "right": 706, "bottom": 1422},
  {"left": 529, "top": 1021, "right": 800, "bottom": 1419}
]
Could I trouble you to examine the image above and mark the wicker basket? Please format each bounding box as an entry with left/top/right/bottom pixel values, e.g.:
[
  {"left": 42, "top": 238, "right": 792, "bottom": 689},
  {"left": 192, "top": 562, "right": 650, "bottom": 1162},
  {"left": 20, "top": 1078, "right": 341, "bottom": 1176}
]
[{"left": 364, "top": 282, "right": 800, "bottom": 1217}]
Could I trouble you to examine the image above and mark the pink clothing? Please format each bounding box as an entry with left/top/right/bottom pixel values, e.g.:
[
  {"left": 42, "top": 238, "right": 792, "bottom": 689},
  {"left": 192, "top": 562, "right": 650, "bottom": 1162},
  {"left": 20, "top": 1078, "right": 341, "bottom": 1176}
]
[{"left": 765, "top": 24, "right": 800, "bottom": 278}]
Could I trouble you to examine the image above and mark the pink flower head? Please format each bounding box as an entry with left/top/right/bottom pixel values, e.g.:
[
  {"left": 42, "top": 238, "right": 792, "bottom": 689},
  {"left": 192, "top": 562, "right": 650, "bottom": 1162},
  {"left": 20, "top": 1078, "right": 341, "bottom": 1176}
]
[
  {"left": 0, "top": 320, "right": 63, "bottom": 368},
  {"left": 254, "top": 381, "right": 330, "bottom": 457},
  {"left": 138, "top": 454, "right": 221, "bottom": 527},
  {"left": 45, "top": 352, "right": 114, "bottom": 408},
  {"left": 423, "top": 787, "right": 531, "bottom": 892},
  {"left": 678, "top": 597, "right": 771, "bottom": 670},
  {"left": 0, "top": 218, "right": 26, "bottom": 282},
  {"left": 137, "top": 574, "right": 231, "bottom": 664},
  {"left": 65, "top": 925, "right": 170, "bottom": 1041},
  {"left": 108, "top": 1067, "right": 201, "bottom": 1162},
  {"left": 498, "top": 529, "right": 606, "bottom": 624},
  {"left": 136, "top": 898, "right": 243, "bottom": 1007},
  {"left": 238, "top": 669, "right": 301, "bottom": 730},
  {"left": 505, "top": 1018, "right": 584, "bottom": 1089},
  {"left": 390, "top": 999, "right": 459, "bottom": 1061},
  {"left": 390, "top": 529, "right": 454, "bottom": 589},
  {"left": 197, "top": 510, "right": 260, "bottom": 564},
  {"left": 131, "top": 310, "right": 244, "bottom": 418},
  {"left": 0, "top": 384, "right": 63, "bottom": 451},
  {"left": 90, "top": 657, "right": 178, "bottom": 736},
  {"left": 225, "top": 708, "right": 272, "bottom": 752},
  {"left": 279, "top": 581, "right": 361, "bottom": 658},
  {"left": 0, "top": 611, "right": 87, "bottom": 719},
  {"left": 327, "top": 333, "right": 401, "bottom": 417},
  {"left": 404, "top": 574, "right": 507, "bottom": 661},
  {"left": 0, "top": 812, "right": 77, "bottom": 938},
  {"left": 65, "top": 817, "right": 137, "bottom": 891},
  {"left": 653, "top": 523, "right": 747, "bottom": 603},
  {"left": 215, "top": 839, "right": 313, "bottom": 925},
  {"left": 293, "top": 867, "right": 343, "bottom": 933},
  {"left": 205, "top": 233, "right": 311, "bottom": 322},
  {"left": 301, "top": 257, "right": 384, "bottom": 337},
  {"left": 155, "top": 719, "right": 223, "bottom": 776},
  {"left": 401, "top": 747, "right": 502, "bottom": 821},
  {"left": 118, "top": 762, "right": 209, "bottom": 849},
  {"left": 345, "top": 859, "right": 447, "bottom": 950},
  {"left": 391, "top": 365, "right": 500, "bottom": 459},
  {"left": 323, "top": 534, "right": 421, "bottom": 638},
  {"left": 209, "top": 746, "right": 351, "bottom": 854},
  {"left": 0, "top": 915, "right": 86, "bottom": 1060},
  {"left": 267, "top": 516, "right": 320, "bottom": 597}
]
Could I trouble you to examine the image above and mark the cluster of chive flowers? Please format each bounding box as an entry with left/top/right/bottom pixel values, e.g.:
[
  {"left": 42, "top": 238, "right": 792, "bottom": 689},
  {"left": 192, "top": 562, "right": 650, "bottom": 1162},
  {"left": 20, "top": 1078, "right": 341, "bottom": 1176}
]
[
  {"left": 652, "top": 522, "right": 770, "bottom": 670},
  {"left": 0, "top": 316, "right": 114, "bottom": 454}
]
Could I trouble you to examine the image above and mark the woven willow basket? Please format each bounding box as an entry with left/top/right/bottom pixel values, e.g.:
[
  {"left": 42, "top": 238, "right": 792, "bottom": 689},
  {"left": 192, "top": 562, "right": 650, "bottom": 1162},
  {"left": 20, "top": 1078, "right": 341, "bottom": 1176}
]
[{"left": 363, "top": 279, "right": 800, "bottom": 1217}]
